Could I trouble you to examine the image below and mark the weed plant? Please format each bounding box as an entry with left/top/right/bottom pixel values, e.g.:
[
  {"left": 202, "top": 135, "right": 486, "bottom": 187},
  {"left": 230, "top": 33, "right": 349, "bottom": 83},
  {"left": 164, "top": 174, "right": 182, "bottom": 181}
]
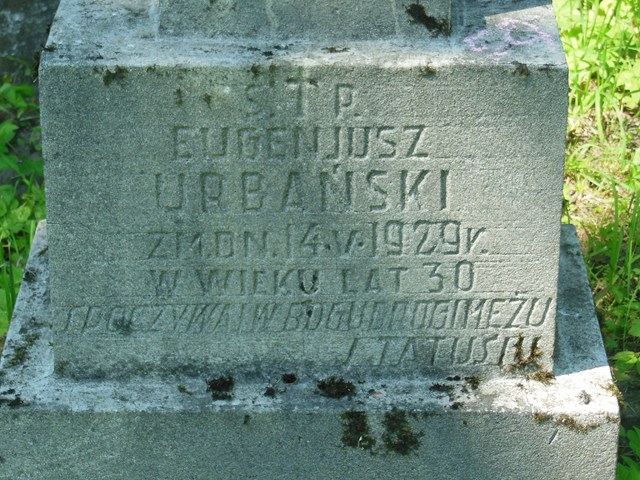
[
  {"left": 0, "top": 66, "right": 45, "bottom": 338},
  {"left": 554, "top": 0, "right": 640, "bottom": 476}
]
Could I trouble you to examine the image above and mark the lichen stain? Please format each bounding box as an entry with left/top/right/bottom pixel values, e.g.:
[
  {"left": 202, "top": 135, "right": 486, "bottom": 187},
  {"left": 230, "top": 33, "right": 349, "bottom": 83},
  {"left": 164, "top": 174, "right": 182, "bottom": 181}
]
[{"left": 406, "top": 4, "right": 450, "bottom": 35}]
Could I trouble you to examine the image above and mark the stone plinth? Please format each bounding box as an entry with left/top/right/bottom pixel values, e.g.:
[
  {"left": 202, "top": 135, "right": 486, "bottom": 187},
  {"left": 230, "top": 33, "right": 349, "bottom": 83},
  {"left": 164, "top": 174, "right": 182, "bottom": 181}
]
[
  {"left": 40, "top": 0, "right": 567, "bottom": 379},
  {"left": 0, "top": 223, "right": 619, "bottom": 479}
]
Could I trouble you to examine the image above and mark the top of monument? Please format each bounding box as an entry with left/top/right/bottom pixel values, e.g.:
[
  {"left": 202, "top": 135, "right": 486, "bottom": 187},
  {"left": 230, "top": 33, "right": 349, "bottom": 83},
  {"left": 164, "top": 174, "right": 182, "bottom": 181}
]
[{"left": 158, "top": 0, "right": 452, "bottom": 40}]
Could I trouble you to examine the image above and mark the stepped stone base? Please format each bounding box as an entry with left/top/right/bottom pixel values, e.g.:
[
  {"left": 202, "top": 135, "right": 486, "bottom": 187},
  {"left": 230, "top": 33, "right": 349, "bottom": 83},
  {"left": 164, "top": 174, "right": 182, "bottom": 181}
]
[{"left": 0, "top": 223, "right": 619, "bottom": 479}]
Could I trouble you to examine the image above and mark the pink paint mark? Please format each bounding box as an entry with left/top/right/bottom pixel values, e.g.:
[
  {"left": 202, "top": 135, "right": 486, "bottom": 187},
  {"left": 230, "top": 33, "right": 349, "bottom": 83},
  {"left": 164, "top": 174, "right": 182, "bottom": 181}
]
[
  {"left": 463, "top": 18, "right": 556, "bottom": 60},
  {"left": 464, "top": 29, "right": 490, "bottom": 52},
  {"left": 497, "top": 19, "right": 553, "bottom": 47}
]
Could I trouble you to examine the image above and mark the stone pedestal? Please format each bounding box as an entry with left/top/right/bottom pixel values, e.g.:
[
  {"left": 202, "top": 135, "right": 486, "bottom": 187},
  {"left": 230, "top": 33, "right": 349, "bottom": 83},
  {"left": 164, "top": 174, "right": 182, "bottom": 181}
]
[
  {"left": 0, "top": 223, "right": 619, "bottom": 479},
  {"left": 0, "top": 0, "right": 620, "bottom": 477}
]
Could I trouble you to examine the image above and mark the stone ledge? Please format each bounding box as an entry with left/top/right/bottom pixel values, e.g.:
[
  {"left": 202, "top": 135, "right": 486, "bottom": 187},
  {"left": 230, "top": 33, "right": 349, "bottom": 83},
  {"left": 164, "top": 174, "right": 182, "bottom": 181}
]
[{"left": 0, "top": 223, "right": 619, "bottom": 479}]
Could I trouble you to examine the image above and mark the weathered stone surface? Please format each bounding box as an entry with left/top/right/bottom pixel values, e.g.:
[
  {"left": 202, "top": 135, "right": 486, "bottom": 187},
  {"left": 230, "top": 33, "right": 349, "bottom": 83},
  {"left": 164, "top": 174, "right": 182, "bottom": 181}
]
[
  {"left": 0, "top": 223, "right": 619, "bottom": 479},
  {"left": 40, "top": 0, "right": 567, "bottom": 378},
  {"left": 159, "top": 0, "right": 452, "bottom": 40}
]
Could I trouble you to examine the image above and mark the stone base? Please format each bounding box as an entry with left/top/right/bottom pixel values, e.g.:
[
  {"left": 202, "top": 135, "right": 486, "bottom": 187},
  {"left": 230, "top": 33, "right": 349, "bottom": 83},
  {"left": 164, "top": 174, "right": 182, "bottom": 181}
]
[{"left": 0, "top": 223, "right": 619, "bottom": 479}]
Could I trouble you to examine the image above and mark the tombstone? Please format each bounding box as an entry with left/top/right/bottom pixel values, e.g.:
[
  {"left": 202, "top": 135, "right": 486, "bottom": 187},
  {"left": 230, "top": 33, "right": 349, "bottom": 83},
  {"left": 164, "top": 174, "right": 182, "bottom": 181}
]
[{"left": 0, "top": 1, "right": 619, "bottom": 478}]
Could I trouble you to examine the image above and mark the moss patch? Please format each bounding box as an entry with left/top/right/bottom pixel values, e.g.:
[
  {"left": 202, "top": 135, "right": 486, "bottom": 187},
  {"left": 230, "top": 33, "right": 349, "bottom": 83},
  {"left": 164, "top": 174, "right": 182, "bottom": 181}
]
[
  {"left": 530, "top": 370, "right": 555, "bottom": 385},
  {"left": 465, "top": 376, "right": 481, "bottom": 390},
  {"left": 509, "top": 335, "right": 543, "bottom": 374},
  {"left": 281, "top": 373, "right": 297, "bottom": 384},
  {"left": 512, "top": 61, "right": 531, "bottom": 77},
  {"left": 317, "top": 377, "right": 356, "bottom": 399},
  {"left": 101, "top": 66, "right": 128, "bottom": 87},
  {"left": 6, "top": 333, "right": 39, "bottom": 368},
  {"left": 206, "top": 376, "right": 234, "bottom": 400},
  {"left": 177, "top": 385, "right": 193, "bottom": 395},
  {"left": 382, "top": 407, "right": 422, "bottom": 455},
  {"left": 340, "top": 410, "right": 376, "bottom": 451},
  {"left": 555, "top": 414, "right": 596, "bottom": 434}
]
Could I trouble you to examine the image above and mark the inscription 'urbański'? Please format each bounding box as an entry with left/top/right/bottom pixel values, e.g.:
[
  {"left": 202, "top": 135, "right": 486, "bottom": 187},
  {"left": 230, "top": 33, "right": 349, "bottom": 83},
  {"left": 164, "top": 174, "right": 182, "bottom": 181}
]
[{"left": 156, "top": 168, "right": 449, "bottom": 214}]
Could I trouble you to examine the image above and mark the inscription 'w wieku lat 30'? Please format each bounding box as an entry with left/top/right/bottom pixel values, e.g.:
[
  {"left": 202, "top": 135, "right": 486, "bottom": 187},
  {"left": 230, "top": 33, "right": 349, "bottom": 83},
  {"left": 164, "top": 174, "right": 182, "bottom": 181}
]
[{"left": 43, "top": 56, "right": 566, "bottom": 378}]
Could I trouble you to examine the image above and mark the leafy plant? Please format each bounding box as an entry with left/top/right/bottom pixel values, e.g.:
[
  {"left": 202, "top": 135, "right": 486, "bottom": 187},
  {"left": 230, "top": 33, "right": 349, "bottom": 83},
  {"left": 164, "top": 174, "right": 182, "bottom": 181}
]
[
  {"left": 0, "top": 72, "right": 46, "bottom": 335},
  {"left": 619, "top": 427, "right": 640, "bottom": 480}
]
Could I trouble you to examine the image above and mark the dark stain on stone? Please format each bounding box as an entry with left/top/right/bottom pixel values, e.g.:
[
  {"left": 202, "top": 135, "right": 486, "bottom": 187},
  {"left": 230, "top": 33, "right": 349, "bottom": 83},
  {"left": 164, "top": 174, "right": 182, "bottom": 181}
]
[
  {"left": 262, "top": 51, "right": 274, "bottom": 58},
  {"left": 112, "top": 316, "right": 132, "bottom": 335},
  {"left": 175, "top": 88, "right": 184, "bottom": 106},
  {"left": 382, "top": 407, "right": 422, "bottom": 455},
  {"left": 282, "top": 373, "right": 297, "bottom": 384},
  {"left": 101, "top": 66, "right": 128, "bottom": 87},
  {"left": 317, "top": 377, "right": 356, "bottom": 399},
  {"left": 203, "top": 94, "right": 212, "bottom": 108},
  {"left": 429, "top": 383, "right": 454, "bottom": 395},
  {"left": 322, "top": 46, "right": 349, "bottom": 53},
  {"left": 0, "top": 394, "right": 28, "bottom": 408},
  {"left": 419, "top": 65, "right": 437, "bottom": 77},
  {"left": 341, "top": 410, "right": 376, "bottom": 450},
  {"left": 206, "top": 376, "right": 234, "bottom": 400},
  {"left": 465, "top": 376, "right": 481, "bottom": 390},
  {"left": 450, "top": 402, "right": 464, "bottom": 410},
  {"left": 6, "top": 333, "right": 39, "bottom": 368},
  {"left": 249, "top": 64, "right": 262, "bottom": 78},
  {"left": 23, "top": 269, "right": 36, "bottom": 283},
  {"left": 243, "top": 414, "right": 251, "bottom": 425},
  {"left": 513, "top": 61, "right": 531, "bottom": 77},
  {"left": 264, "top": 386, "right": 277, "bottom": 398},
  {"left": 406, "top": 4, "right": 450, "bottom": 35}
]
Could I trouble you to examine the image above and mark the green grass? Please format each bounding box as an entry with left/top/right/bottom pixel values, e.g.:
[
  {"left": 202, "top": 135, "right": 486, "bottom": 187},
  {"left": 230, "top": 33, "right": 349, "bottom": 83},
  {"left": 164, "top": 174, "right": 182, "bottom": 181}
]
[
  {"left": 554, "top": 0, "right": 640, "bottom": 476},
  {"left": 0, "top": 67, "right": 46, "bottom": 339}
]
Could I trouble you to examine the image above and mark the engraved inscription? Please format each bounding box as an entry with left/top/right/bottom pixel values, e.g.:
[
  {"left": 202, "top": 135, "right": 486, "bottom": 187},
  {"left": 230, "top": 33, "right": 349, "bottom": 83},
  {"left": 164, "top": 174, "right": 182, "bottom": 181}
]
[
  {"left": 173, "top": 125, "right": 432, "bottom": 162},
  {"left": 145, "top": 222, "right": 486, "bottom": 261},
  {"left": 155, "top": 169, "right": 450, "bottom": 214},
  {"left": 59, "top": 297, "right": 554, "bottom": 335}
]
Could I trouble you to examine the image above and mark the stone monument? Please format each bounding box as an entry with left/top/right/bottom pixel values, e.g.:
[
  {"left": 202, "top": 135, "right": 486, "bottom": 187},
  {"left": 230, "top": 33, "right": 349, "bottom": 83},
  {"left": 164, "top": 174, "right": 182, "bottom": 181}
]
[{"left": 0, "top": 1, "right": 620, "bottom": 478}]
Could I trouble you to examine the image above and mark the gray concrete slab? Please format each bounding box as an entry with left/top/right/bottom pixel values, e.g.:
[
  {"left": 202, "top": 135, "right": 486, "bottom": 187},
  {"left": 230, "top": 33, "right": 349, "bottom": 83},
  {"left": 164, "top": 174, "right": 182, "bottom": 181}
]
[
  {"left": 40, "top": 0, "right": 568, "bottom": 379},
  {"left": 159, "top": 0, "right": 452, "bottom": 40},
  {"left": 0, "top": 223, "right": 619, "bottom": 479}
]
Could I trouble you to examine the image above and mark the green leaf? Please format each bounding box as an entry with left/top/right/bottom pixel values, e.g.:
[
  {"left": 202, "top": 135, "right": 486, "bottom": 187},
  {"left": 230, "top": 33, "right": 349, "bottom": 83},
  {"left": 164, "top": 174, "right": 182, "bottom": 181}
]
[
  {"left": 0, "top": 119, "right": 18, "bottom": 146},
  {"left": 629, "top": 319, "right": 640, "bottom": 338},
  {"left": 614, "top": 351, "right": 639, "bottom": 364}
]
